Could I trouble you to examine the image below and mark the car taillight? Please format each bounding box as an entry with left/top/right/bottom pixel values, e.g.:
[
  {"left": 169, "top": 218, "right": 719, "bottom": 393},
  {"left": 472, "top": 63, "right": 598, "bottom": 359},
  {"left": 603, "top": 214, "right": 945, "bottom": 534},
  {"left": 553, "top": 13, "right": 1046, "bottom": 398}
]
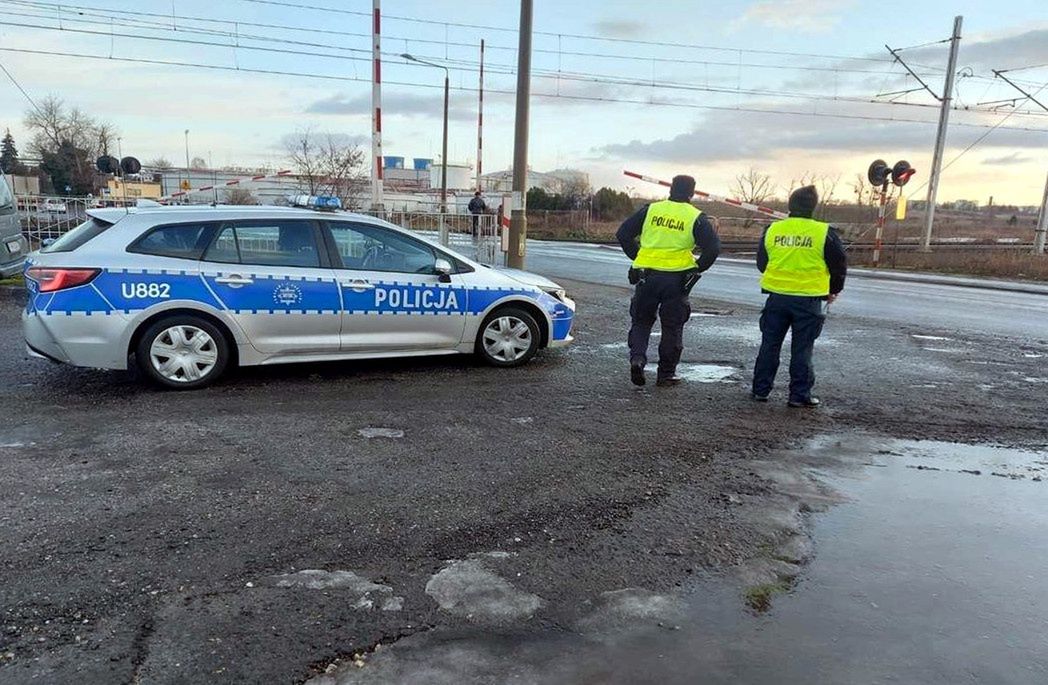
[{"left": 25, "top": 267, "right": 101, "bottom": 292}]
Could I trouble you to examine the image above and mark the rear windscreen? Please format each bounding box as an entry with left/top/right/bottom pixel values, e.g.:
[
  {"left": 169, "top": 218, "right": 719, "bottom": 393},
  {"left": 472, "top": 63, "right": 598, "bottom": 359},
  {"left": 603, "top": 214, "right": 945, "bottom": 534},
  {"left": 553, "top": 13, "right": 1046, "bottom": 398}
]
[
  {"left": 0, "top": 178, "right": 13, "bottom": 212},
  {"left": 40, "top": 218, "right": 114, "bottom": 253}
]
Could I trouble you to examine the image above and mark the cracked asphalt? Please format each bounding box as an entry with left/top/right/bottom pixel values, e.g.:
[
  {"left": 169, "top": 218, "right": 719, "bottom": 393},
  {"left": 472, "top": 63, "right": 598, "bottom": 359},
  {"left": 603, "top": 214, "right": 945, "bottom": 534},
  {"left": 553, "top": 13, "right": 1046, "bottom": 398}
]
[{"left": 1, "top": 278, "right": 1046, "bottom": 683}]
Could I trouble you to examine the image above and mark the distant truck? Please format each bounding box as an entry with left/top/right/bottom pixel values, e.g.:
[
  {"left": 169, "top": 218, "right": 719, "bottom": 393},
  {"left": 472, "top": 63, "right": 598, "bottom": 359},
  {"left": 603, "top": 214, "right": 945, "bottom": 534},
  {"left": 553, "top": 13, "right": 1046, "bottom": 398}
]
[{"left": 0, "top": 176, "right": 28, "bottom": 278}]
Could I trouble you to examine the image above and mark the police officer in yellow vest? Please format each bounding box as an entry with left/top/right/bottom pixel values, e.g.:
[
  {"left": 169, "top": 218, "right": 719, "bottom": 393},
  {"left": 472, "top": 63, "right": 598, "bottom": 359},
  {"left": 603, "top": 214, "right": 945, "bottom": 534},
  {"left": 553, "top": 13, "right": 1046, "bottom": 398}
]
[
  {"left": 752, "top": 185, "right": 847, "bottom": 407},
  {"left": 617, "top": 175, "right": 721, "bottom": 386}
]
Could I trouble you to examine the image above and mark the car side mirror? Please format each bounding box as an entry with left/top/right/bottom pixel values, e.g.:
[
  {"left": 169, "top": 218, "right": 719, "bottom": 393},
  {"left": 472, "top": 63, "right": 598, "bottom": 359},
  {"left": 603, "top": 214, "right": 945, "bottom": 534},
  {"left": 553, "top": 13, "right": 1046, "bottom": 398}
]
[
  {"left": 41, "top": 238, "right": 56, "bottom": 247},
  {"left": 434, "top": 258, "right": 453, "bottom": 283}
]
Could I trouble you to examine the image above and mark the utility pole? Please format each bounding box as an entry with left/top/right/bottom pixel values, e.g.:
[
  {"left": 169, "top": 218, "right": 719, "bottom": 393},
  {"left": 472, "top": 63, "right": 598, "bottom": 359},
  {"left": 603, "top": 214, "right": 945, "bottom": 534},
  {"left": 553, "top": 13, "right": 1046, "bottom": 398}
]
[
  {"left": 990, "top": 68, "right": 1048, "bottom": 255},
  {"left": 371, "top": 0, "right": 384, "bottom": 213},
  {"left": 476, "top": 39, "right": 484, "bottom": 192},
  {"left": 1036, "top": 171, "right": 1048, "bottom": 255},
  {"left": 921, "top": 15, "right": 962, "bottom": 251},
  {"left": 507, "top": 0, "right": 533, "bottom": 270}
]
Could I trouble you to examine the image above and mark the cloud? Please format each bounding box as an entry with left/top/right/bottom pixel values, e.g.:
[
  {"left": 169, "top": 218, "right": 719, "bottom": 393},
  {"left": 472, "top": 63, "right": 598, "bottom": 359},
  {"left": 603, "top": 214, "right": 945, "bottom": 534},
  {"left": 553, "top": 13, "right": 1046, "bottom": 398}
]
[
  {"left": 597, "top": 106, "right": 1048, "bottom": 163},
  {"left": 904, "top": 28, "right": 1048, "bottom": 73},
  {"left": 733, "top": 0, "right": 853, "bottom": 34},
  {"left": 305, "top": 91, "right": 476, "bottom": 122},
  {"left": 591, "top": 20, "right": 647, "bottom": 39},
  {"left": 982, "top": 152, "right": 1033, "bottom": 166}
]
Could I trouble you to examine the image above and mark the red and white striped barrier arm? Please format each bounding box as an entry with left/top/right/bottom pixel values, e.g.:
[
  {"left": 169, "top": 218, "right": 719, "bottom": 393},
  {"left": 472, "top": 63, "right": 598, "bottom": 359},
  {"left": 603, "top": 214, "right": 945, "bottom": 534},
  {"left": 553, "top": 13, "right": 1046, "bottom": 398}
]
[
  {"left": 623, "top": 169, "right": 787, "bottom": 220},
  {"left": 160, "top": 169, "right": 294, "bottom": 202}
]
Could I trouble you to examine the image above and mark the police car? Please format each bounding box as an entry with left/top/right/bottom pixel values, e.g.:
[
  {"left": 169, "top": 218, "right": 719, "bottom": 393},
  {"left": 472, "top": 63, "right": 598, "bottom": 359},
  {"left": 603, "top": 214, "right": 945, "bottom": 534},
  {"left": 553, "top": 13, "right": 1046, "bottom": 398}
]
[{"left": 22, "top": 198, "right": 575, "bottom": 389}]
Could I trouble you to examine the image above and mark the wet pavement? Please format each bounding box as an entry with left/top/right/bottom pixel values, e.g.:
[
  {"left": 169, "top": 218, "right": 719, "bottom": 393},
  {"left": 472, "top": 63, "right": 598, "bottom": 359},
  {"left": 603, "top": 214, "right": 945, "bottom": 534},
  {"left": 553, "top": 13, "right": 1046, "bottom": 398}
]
[
  {"left": 3, "top": 276, "right": 1047, "bottom": 683},
  {"left": 313, "top": 435, "right": 1048, "bottom": 684}
]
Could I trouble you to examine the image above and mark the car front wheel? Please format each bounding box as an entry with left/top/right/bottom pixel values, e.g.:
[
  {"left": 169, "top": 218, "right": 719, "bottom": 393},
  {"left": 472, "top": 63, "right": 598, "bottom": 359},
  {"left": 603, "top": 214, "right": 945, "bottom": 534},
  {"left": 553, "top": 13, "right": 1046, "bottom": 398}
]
[
  {"left": 135, "top": 315, "right": 229, "bottom": 389},
  {"left": 476, "top": 306, "right": 541, "bottom": 367}
]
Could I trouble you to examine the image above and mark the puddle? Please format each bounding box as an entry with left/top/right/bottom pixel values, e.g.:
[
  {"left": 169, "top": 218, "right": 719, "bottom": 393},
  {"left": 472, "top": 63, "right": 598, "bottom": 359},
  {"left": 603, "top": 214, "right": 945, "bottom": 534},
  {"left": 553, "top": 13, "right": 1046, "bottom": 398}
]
[
  {"left": 675, "top": 363, "right": 737, "bottom": 383},
  {"left": 922, "top": 346, "right": 965, "bottom": 353},
  {"left": 911, "top": 334, "right": 952, "bottom": 341},
  {"left": 1023, "top": 352, "right": 1044, "bottom": 359},
  {"left": 315, "top": 437, "right": 1048, "bottom": 684},
  {"left": 357, "top": 427, "right": 404, "bottom": 439}
]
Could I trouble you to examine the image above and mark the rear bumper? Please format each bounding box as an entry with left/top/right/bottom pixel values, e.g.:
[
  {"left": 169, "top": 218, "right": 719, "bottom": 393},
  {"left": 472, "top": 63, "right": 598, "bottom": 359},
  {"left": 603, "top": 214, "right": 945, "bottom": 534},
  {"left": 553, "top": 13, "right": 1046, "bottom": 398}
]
[{"left": 22, "top": 309, "right": 129, "bottom": 369}]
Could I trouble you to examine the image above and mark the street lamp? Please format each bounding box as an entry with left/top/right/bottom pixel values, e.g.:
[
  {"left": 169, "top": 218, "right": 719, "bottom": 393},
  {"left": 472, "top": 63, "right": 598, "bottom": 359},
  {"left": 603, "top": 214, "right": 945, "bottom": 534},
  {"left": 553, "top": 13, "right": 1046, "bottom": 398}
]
[
  {"left": 401, "top": 53, "right": 449, "bottom": 218},
  {"left": 184, "top": 129, "right": 190, "bottom": 203}
]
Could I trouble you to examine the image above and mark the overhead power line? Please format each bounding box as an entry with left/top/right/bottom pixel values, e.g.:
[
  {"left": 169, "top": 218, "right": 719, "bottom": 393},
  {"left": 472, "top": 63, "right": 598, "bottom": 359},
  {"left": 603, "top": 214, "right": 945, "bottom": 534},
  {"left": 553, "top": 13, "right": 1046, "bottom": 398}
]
[
  {"left": 0, "top": 57, "right": 40, "bottom": 113},
  {"left": 232, "top": 0, "right": 897, "bottom": 64},
  {"left": 4, "top": 14, "right": 1047, "bottom": 121},
  {"left": 2, "top": 45, "right": 1046, "bottom": 136}
]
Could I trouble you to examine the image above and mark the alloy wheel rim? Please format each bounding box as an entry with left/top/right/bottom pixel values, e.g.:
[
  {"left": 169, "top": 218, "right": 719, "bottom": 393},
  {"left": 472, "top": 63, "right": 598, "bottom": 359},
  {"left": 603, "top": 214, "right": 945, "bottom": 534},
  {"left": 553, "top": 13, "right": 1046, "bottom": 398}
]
[
  {"left": 149, "top": 325, "right": 218, "bottom": 383},
  {"left": 482, "top": 316, "right": 532, "bottom": 362}
]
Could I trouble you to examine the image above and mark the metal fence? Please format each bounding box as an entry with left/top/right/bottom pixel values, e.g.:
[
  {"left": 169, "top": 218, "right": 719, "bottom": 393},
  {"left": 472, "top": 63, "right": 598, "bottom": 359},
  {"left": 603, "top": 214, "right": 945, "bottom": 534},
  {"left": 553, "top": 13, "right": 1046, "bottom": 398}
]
[
  {"left": 368, "top": 211, "right": 504, "bottom": 266},
  {"left": 17, "top": 196, "right": 97, "bottom": 250},
  {"left": 15, "top": 197, "right": 507, "bottom": 266}
]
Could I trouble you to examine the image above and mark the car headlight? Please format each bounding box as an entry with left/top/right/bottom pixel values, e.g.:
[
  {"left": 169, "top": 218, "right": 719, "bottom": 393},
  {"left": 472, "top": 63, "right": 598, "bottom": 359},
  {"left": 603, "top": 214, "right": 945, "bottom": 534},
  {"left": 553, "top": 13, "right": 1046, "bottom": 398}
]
[{"left": 544, "top": 287, "right": 567, "bottom": 302}]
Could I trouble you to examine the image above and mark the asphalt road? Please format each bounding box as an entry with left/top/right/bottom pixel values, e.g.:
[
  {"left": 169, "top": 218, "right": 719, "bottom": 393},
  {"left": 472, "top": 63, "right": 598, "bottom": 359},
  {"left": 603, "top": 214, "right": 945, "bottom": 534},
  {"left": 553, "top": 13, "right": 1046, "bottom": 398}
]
[
  {"left": 2, "top": 273, "right": 1046, "bottom": 683},
  {"left": 521, "top": 240, "right": 1048, "bottom": 341}
]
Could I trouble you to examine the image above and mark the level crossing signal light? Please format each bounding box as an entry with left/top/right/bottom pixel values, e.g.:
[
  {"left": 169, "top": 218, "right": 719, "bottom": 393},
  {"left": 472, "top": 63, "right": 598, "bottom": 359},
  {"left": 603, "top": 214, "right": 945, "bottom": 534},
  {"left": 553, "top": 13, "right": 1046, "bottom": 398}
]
[
  {"left": 868, "top": 159, "right": 916, "bottom": 188},
  {"left": 96, "top": 155, "right": 142, "bottom": 176}
]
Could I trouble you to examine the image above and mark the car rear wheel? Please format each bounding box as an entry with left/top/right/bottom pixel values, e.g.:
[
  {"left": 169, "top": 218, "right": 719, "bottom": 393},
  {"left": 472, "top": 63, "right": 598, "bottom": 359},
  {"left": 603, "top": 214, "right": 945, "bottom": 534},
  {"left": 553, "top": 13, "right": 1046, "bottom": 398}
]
[
  {"left": 135, "top": 315, "right": 229, "bottom": 389},
  {"left": 476, "top": 306, "right": 541, "bottom": 367}
]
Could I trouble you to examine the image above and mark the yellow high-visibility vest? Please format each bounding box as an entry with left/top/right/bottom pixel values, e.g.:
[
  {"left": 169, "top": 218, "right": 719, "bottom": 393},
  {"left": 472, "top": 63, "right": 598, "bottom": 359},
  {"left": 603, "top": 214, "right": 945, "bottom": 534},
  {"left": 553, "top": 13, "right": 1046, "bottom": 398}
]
[
  {"left": 632, "top": 200, "right": 700, "bottom": 272},
  {"left": 760, "top": 217, "right": 830, "bottom": 296}
]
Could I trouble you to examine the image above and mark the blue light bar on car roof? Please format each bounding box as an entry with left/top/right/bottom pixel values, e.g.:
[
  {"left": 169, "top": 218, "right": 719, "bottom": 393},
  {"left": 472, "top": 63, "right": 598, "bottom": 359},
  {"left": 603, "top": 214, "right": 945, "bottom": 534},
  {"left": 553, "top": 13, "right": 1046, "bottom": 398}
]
[{"left": 289, "top": 195, "right": 342, "bottom": 211}]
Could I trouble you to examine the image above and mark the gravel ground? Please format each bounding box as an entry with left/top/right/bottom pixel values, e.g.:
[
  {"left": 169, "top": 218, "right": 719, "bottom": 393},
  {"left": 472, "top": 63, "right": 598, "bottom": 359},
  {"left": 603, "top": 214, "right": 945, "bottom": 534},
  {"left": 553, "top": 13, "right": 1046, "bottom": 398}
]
[{"left": 1, "top": 280, "right": 1045, "bottom": 683}]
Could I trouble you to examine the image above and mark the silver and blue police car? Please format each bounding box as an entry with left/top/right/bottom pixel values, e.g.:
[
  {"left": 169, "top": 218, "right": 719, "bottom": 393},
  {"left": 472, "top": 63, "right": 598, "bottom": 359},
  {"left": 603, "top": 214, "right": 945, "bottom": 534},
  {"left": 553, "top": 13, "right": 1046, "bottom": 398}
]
[{"left": 22, "top": 198, "right": 575, "bottom": 389}]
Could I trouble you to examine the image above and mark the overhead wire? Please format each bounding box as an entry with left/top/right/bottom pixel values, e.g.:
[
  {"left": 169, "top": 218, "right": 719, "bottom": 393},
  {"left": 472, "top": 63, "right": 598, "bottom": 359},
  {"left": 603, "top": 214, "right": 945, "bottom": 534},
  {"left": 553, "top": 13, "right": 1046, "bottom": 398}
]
[
  {"left": 2, "top": 45, "right": 1046, "bottom": 137},
  {"left": 3, "top": 14, "right": 1047, "bottom": 121}
]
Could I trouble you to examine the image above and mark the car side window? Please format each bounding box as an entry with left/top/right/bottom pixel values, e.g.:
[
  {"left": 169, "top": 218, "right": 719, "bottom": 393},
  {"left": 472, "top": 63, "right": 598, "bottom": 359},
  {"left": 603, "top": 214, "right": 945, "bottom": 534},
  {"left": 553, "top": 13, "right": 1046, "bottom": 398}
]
[
  {"left": 327, "top": 222, "right": 438, "bottom": 274},
  {"left": 128, "top": 222, "right": 216, "bottom": 260},
  {"left": 203, "top": 220, "right": 320, "bottom": 268}
]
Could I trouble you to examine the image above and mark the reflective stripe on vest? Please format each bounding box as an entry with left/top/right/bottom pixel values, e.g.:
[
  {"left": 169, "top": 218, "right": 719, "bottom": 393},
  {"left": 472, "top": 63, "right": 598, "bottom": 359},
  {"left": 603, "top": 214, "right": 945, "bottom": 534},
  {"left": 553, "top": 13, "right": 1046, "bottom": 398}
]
[
  {"left": 760, "top": 217, "right": 830, "bottom": 296},
  {"left": 632, "top": 200, "right": 700, "bottom": 272}
]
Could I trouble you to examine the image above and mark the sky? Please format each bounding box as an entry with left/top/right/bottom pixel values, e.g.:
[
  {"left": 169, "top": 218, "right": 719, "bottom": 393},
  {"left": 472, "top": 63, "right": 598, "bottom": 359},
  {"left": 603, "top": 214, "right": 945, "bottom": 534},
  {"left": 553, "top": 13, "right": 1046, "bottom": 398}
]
[{"left": 0, "top": 0, "right": 1046, "bottom": 205}]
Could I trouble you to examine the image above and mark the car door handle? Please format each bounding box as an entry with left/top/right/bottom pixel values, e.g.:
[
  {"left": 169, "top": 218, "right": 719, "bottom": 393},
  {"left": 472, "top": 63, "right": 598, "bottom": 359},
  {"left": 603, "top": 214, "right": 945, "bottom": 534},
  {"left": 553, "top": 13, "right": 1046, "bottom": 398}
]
[
  {"left": 215, "top": 275, "right": 254, "bottom": 287},
  {"left": 341, "top": 279, "right": 375, "bottom": 290}
]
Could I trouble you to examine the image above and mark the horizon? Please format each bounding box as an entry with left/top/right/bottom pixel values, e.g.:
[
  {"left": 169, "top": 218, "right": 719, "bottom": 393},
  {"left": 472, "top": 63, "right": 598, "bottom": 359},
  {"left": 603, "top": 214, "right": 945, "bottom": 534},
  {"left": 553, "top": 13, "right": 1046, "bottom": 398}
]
[{"left": 0, "top": 0, "right": 1046, "bottom": 206}]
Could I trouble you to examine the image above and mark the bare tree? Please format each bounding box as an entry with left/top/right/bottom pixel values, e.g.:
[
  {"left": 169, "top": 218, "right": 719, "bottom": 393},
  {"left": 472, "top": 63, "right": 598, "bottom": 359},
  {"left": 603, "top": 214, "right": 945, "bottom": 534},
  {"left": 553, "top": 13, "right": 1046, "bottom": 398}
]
[
  {"left": 146, "top": 157, "right": 174, "bottom": 170},
  {"left": 223, "top": 187, "right": 257, "bottom": 205},
  {"left": 189, "top": 156, "right": 208, "bottom": 170},
  {"left": 285, "top": 128, "right": 368, "bottom": 209},
  {"left": 24, "top": 95, "right": 116, "bottom": 157},
  {"left": 732, "top": 168, "right": 774, "bottom": 227}
]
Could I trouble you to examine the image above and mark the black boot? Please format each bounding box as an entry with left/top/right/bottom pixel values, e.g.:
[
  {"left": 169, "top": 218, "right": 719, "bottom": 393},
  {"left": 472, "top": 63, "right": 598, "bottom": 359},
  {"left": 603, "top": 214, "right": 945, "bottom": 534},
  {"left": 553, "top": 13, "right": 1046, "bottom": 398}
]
[{"left": 630, "top": 363, "right": 646, "bottom": 387}]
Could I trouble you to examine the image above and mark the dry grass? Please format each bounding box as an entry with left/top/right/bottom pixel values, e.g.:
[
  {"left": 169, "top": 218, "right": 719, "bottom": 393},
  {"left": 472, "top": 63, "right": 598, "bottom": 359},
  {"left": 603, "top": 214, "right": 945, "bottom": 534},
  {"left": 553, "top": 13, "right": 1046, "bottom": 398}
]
[{"left": 850, "top": 250, "right": 1048, "bottom": 281}]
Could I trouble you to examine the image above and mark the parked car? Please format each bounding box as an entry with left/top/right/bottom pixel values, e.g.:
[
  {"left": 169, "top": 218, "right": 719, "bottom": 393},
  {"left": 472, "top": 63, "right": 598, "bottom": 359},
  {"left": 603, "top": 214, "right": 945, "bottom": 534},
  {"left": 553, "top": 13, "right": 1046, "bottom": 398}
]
[
  {"left": 23, "top": 200, "right": 576, "bottom": 389},
  {"left": 42, "top": 199, "right": 68, "bottom": 214}
]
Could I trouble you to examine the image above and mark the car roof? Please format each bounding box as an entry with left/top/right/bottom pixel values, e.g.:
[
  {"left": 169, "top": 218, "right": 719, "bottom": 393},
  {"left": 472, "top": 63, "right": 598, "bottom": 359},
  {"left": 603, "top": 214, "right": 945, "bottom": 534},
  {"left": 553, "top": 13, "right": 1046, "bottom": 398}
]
[{"left": 85, "top": 205, "right": 381, "bottom": 225}]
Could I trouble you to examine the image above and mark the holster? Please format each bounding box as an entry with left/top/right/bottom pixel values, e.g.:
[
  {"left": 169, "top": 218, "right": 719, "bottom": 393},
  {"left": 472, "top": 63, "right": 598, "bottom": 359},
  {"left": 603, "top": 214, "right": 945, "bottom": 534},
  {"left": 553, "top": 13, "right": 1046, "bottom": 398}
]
[
  {"left": 628, "top": 267, "right": 646, "bottom": 285},
  {"left": 682, "top": 269, "right": 701, "bottom": 295}
]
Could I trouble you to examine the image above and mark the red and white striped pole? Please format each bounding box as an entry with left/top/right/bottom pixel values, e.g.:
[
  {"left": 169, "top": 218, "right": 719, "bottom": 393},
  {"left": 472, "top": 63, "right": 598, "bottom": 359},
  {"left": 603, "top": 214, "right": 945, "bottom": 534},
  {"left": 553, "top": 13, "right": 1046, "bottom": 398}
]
[
  {"left": 159, "top": 169, "right": 293, "bottom": 203},
  {"left": 872, "top": 182, "right": 889, "bottom": 267},
  {"left": 371, "top": 0, "right": 384, "bottom": 211},
  {"left": 476, "top": 39, "right": 484, "bottom": 192},
  {"left": 623, "top": 169, "right": 787, "bottom": 220}
]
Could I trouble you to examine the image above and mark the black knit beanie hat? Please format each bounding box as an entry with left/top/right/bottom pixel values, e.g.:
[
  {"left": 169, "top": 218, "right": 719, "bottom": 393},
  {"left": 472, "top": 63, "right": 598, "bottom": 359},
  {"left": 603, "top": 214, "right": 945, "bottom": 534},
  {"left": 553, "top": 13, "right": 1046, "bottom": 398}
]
[{"left": 788, "top": 185, "right": 819, "bottom": 217}]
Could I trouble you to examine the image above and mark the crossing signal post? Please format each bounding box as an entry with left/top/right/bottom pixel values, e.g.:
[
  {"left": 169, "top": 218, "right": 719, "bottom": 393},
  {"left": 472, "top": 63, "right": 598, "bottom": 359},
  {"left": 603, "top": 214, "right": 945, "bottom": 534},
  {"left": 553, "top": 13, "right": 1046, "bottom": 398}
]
[{"left": 868, "top": 159, "right": 916, "bottom": 268}]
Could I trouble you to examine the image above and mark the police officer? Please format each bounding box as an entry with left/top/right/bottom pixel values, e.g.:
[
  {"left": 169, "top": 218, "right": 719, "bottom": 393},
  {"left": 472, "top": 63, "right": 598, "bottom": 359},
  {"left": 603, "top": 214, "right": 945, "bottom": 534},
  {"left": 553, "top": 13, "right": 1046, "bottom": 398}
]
[
  {"left": 617, "top": 175, "right": 720, "bottom": 387},
  {"left": 751, "top": 185, "right": 847, "bottom": 407}
]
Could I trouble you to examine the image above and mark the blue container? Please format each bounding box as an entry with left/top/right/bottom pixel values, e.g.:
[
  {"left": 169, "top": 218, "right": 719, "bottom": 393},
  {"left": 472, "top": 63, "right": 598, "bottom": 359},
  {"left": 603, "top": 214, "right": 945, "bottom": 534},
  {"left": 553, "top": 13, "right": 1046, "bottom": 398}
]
[
  {"left": 384, "top": 156, "right": 405, "bottom": 169},
  {"left": 413, "top": 158, "right": 433, "bottom": 171}
]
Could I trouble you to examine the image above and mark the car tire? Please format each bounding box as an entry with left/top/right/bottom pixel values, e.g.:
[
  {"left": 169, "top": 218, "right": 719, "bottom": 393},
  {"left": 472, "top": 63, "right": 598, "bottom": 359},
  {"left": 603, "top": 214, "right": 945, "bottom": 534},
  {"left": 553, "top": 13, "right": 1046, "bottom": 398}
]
[
  {"left": 135, "top": 315, "right": 230, "bottom": 390},
  {"left": 475, "top": 306, "right": 541, "bottom": 368}
]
